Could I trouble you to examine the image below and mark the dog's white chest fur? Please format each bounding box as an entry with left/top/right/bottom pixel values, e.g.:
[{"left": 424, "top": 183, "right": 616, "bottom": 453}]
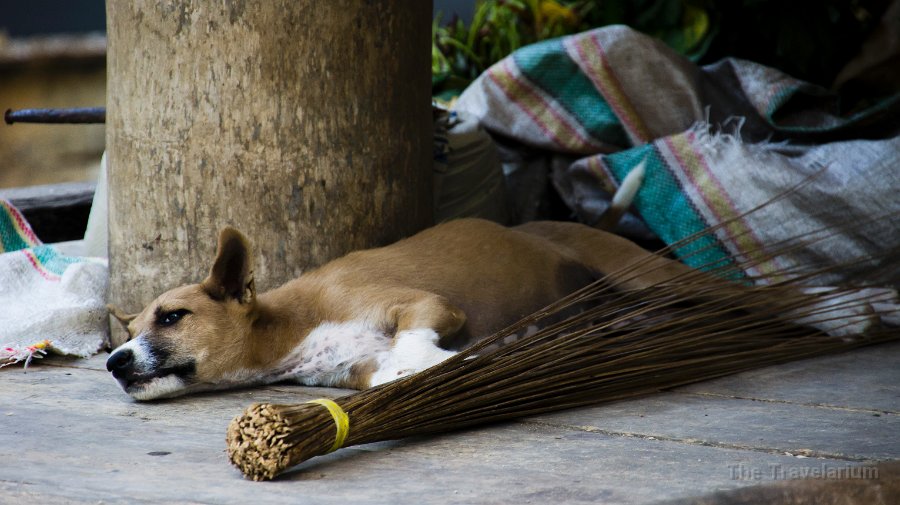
[
  {"left": 273, "top": 321, "right": 392, "bottom": 387},
  {"left": 272, "top": 321, "right": 458, "bottom": 388}
]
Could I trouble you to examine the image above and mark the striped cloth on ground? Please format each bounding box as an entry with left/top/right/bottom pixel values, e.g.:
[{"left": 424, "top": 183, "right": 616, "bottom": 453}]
[
  {"left": 0, "top": 199, "right": 108, "bottom": 367},
  {"left": 456, "top": 25, "right": 900, "bottom": 286}
]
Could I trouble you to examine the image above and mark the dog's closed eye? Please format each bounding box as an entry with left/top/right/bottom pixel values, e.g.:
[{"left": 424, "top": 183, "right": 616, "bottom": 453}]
[{"left": 156, "top": 309, "right": 191, "bottom": 327}]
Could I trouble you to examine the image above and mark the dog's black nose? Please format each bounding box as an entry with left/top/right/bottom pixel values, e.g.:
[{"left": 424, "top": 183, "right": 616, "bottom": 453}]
[{"left": 107, "top": 349, "right": 134, "bottom": 377}]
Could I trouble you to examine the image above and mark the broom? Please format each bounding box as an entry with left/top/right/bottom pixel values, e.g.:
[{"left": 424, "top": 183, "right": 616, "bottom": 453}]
[{"left": 226, "top": 211, "right": 900, "bottom": 481}]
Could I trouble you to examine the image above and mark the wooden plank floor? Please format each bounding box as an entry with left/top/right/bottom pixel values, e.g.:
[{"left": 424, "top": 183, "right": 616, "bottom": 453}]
[{"left": 1, "top": 342, "right": 898, "bottom": 504}]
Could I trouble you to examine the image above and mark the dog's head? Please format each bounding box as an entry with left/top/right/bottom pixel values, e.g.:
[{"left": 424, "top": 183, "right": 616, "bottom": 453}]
[{"left": 107, "top": 227, "right": 262, "bottom": 400}]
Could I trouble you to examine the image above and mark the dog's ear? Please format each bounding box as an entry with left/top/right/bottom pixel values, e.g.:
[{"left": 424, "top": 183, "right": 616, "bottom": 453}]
[
  {"left": 107, "top": 304, "right": 139, "bottom": 324},
  {"left": 201, "top": 227, "right": 256, "bottom": 304},
  {"left": 107, "top": 304, "right": 139, "bottom": 337}
]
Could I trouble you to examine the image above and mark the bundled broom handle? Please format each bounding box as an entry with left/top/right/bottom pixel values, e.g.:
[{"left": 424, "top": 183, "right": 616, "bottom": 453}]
[{"left": 306, "top": 399, "right": 350, "bottom": 453}]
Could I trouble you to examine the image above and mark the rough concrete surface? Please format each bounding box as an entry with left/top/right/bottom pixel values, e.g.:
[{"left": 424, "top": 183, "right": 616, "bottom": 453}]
[{"left": 1, "top": 342, "right": 898, "bottom": 504}]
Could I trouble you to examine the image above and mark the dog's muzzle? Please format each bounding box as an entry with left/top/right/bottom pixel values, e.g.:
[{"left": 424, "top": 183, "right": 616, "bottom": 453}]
[
  {"left": 107, "top": 346, "right": 152, "bottom": 394},
  {"left": 106, "top": 348, "right": 136, "bottom": 380},
  {"left": 106, "top": 339, "right": 197, "bottom": 400}
]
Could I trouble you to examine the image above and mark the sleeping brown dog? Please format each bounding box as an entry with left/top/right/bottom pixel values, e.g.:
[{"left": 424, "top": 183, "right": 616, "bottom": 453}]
[{"left": 106, "top": 216, "right": 698, "bottom": 400}]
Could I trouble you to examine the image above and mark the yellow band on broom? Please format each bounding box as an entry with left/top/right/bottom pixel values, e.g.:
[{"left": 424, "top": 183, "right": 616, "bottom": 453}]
[{"left": 306, "top": 399, "right": 349, "bottom": 453}]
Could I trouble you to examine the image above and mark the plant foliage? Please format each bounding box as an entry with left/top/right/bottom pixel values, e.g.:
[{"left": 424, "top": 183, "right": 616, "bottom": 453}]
[{"left": 432, "top": 0, "right": 889, "bottom": 99}]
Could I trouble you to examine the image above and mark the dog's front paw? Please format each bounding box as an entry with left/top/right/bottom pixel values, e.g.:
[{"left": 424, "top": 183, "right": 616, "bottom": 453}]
[{"left": 368, "top": 328, "right": 457, "bottom": 386}]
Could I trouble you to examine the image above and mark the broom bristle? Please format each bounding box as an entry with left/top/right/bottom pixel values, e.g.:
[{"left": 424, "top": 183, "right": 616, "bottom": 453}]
[{"left": 226, "top": 208, "right": 900, "bottom": 480}]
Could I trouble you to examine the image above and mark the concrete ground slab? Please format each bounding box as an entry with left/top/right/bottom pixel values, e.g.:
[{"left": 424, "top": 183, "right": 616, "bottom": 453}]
[{"left": 1, "top": 343, "right": 898, "bottom": 504}]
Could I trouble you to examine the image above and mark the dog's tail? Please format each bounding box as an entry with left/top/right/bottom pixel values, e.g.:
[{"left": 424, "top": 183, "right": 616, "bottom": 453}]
[{"left": 596, "top": 159, "right": 646, "bottom": 231}]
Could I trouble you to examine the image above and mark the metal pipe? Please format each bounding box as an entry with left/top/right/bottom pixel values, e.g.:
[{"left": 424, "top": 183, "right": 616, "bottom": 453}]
[{"left": 4, "top": 107, "right": 106, "bottom": 124}]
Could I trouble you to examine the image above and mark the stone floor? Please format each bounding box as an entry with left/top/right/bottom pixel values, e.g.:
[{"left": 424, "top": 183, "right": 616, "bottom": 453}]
[{"left": 1, "top": 342, "right": 898, "bottom": 504}]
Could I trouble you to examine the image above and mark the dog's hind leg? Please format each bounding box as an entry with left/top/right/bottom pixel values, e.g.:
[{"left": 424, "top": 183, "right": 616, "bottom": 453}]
[{"left": 513, "top": 221, "right": 700, "bottom": 291}]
